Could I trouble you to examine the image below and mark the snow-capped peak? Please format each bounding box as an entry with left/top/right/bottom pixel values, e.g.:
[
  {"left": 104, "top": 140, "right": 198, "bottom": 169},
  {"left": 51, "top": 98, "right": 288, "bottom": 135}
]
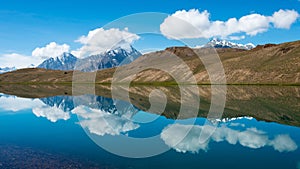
[
  {"left": 118, "top": 43, "right": 133, "bottom": 53},
  {"left": 56, "top": 52, "right": 73, "bottom": 60},
  {"left": 37, "top": 52, "right": 78, "bottom": 70},
  {"left": 245, "top": 43, "right": 256, "bottom": 48},
  {"left": 108, "top": 43, "right": 136, "bottom": 54},
  {"left": 205, "top": 38, "right": 256, "bottom": 50},
  {"left": 0, "top": 66, "right": 16, "bottom": 74},
  {"left": 37, "top": 46, "right": 141, "bottom": 71},
  {"left": 27, "top": 64, "right": 35, "bottom": 68}
]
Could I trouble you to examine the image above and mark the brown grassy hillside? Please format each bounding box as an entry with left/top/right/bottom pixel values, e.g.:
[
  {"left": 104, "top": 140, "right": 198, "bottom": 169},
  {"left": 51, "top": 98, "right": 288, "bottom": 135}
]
[{"left": 0, "top": 40, "right": 300, "bottom": 84}]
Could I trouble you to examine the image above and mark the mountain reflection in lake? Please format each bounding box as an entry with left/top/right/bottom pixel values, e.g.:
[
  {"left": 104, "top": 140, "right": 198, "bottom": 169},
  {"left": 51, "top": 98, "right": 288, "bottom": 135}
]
[{"left": 0, "top": 85, "right": 299, "bottom": 169}]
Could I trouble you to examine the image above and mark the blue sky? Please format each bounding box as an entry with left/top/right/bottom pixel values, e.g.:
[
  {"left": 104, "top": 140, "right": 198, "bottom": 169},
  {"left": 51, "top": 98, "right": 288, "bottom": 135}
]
[{"left": 0, "top": 0, "right": 299, "bottom": 68}]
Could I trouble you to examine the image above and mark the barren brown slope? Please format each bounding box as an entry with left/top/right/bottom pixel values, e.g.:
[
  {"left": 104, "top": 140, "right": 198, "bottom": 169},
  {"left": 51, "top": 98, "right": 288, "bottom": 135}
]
[
  {"left": 96, "top": 40, "right": 300, "bottom": 84},
  {"left": 0, "top": 40, "right": 300, "bottom": 84},
  {"left": 0, "top": 68, "right": 73, "bottom": 83}
]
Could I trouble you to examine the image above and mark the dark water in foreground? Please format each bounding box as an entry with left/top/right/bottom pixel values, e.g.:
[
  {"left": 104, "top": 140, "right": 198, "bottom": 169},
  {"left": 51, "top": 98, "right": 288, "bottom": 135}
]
[{"left": 0, "top": 86, "right": 300, "bottom": 169}]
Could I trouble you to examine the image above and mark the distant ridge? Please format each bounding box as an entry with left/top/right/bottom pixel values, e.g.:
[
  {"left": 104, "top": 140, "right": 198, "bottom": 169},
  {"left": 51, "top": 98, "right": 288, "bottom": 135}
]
[
  {"left": 37, "top": 46, "right": 141, "bottom": 71},
  {"left": 202, "top": 38, "right": 255, "bottom": 50},
  {"left": 38, "top": 52, "right": 78, "bottom": 70},
  {"left": 0, "top": 67, "right": 16, "bottom": 74},
  {"left": 1, "top": 40, "right": 300, "bottom": 85}
]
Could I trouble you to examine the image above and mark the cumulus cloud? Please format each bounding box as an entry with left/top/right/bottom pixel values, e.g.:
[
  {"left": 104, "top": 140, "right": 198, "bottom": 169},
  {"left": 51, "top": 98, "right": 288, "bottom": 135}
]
[
  {"left": 72, "top": 106, "right": 139, "bottom": 136},
  {"left": 2, "top": 28, "right": 139, "bottom": 68},
  {"left": 271, "top": 9, "right": 300, "bottom": 29},
  {"left": 0, "top": 42, "right": 70, "bottom": 68},
  {"left": 0, "top": 53, "right": 42, "bottom": 68},
  {"left": 161, "top": 124, "right": 298, "bottom": 153},
  {"left": 72, "top": 28, "right": 140, "bottom": 58},
  {"left": 160, "top": 9, "right": 299, "bottom": 39},
  {"left": 32, "top": 105, "right": 70, "bottom": 122},
  {"left": 32, "top": 42, "right": 70, "bottom": 59}
]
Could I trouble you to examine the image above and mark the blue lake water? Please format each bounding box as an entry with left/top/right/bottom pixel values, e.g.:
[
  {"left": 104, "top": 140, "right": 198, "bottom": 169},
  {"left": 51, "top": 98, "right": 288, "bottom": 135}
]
[{"left": 0, "top": 89, "right": 300, "bottom": 169}]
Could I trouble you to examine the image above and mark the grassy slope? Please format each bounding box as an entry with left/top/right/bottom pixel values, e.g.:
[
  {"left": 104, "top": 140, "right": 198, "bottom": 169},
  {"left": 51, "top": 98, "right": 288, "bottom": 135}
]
[{"left": 103, "top": 40, "right": 300, "bottom": 85}]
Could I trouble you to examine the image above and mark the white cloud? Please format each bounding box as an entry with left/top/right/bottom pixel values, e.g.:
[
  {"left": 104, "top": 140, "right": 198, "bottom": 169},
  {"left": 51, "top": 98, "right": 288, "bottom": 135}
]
[
  {"left": 270, "top": 134, "right": 298, "bottom": 152},
  {"left": 32, "top": 42, "right": 70, "bottom": 59},
  {"left": 0, "top": 53, "right": 42, "bottom": 69},
  {"left": 161, "top": 124, "right": 298, "bottom": 153},
  {"left": 160, "top": 9, "right": 299, "bottom": 39},
  {"left": 0, "top": 42, "right": 70, "bottom": 68},
  {"left": 0, "top": 94, "right": 69, "bottom": 123},
  {"left": 72, "top": 106, "right": 139, "bottom": 136},
  {"left": 271, "top": 9, "right": 300, "bottom": 29},
  {"left": 0, "top": 94, "right": 44, "bottom": 112},
  {"left": 227, "top": 35, "right": 246, "bottom": 40},
  {"left": 236, "top": 127, "right": 268, "bottom": 149},
  {"left": 161, "top": 124, "right": 209, "bottom": 153},
  {"left": 32, "top": 105, "right": 70, "bottom": 122},
  {"left": 72, "top": 28, "right": 140, "bottom": 58},
  {"left": 238, "top": 14, "right": 270, "bottom": 35},
  {"left": 160, "top": 9, "right": 204, "bottom": 39}
]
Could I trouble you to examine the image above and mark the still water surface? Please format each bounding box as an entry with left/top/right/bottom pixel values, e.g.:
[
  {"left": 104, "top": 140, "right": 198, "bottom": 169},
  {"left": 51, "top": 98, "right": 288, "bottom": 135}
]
[{"left": 0, "top": 86, "right": 299, "bottom": 169}]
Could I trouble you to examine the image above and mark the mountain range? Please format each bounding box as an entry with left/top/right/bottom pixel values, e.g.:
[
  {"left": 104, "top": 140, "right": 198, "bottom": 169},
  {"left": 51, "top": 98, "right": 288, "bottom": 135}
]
[
  {"left": 1, "top": 39, "right": 256, "bottom": 75},
  {"left": 36, "top": 39, "right": 252, "bottom": 71},
  {"left": 203, "top": 38, "right": 255, "bottom": 50},
  {"left": 38, "top": 53, "right": 78, "bottom": 70},
  {"left": 1, "top": 40, "right": 299, "bottom": 85},
  {"left": 0, "top": 67, "right": 16, "bottom": 74},
  {"left": 37, "top": 45, "right": 141, "bottom": 71}
]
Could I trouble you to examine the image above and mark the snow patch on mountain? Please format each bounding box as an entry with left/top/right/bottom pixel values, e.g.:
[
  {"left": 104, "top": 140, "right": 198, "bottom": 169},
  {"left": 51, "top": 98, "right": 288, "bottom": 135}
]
[
  {"left": 37, "top": 52, "right": 78, "bottom": 70},
  {"left": 0, "top": 67, "right": 16, "bottom": 74},
  {"left": 200, "top": 38, "right": 256, "bottom": 50},
  {"left": 38, "top": 45, "right": 141, "bottom": 71}
]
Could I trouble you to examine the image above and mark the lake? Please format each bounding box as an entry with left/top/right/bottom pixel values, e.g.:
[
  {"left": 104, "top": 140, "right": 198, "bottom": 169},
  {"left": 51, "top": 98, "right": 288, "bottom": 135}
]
[{"left": 0, "top": 85, "right": 299, "bottom": 169}]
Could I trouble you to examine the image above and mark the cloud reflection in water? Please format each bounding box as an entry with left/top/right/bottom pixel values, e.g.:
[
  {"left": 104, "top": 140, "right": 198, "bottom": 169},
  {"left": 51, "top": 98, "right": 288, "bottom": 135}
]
[
  {"left": 72, "top": 106, "right": 139, "bottom": 136},
  {"left": 161, "top": 123, "right": 298, "bottom": 153}
]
